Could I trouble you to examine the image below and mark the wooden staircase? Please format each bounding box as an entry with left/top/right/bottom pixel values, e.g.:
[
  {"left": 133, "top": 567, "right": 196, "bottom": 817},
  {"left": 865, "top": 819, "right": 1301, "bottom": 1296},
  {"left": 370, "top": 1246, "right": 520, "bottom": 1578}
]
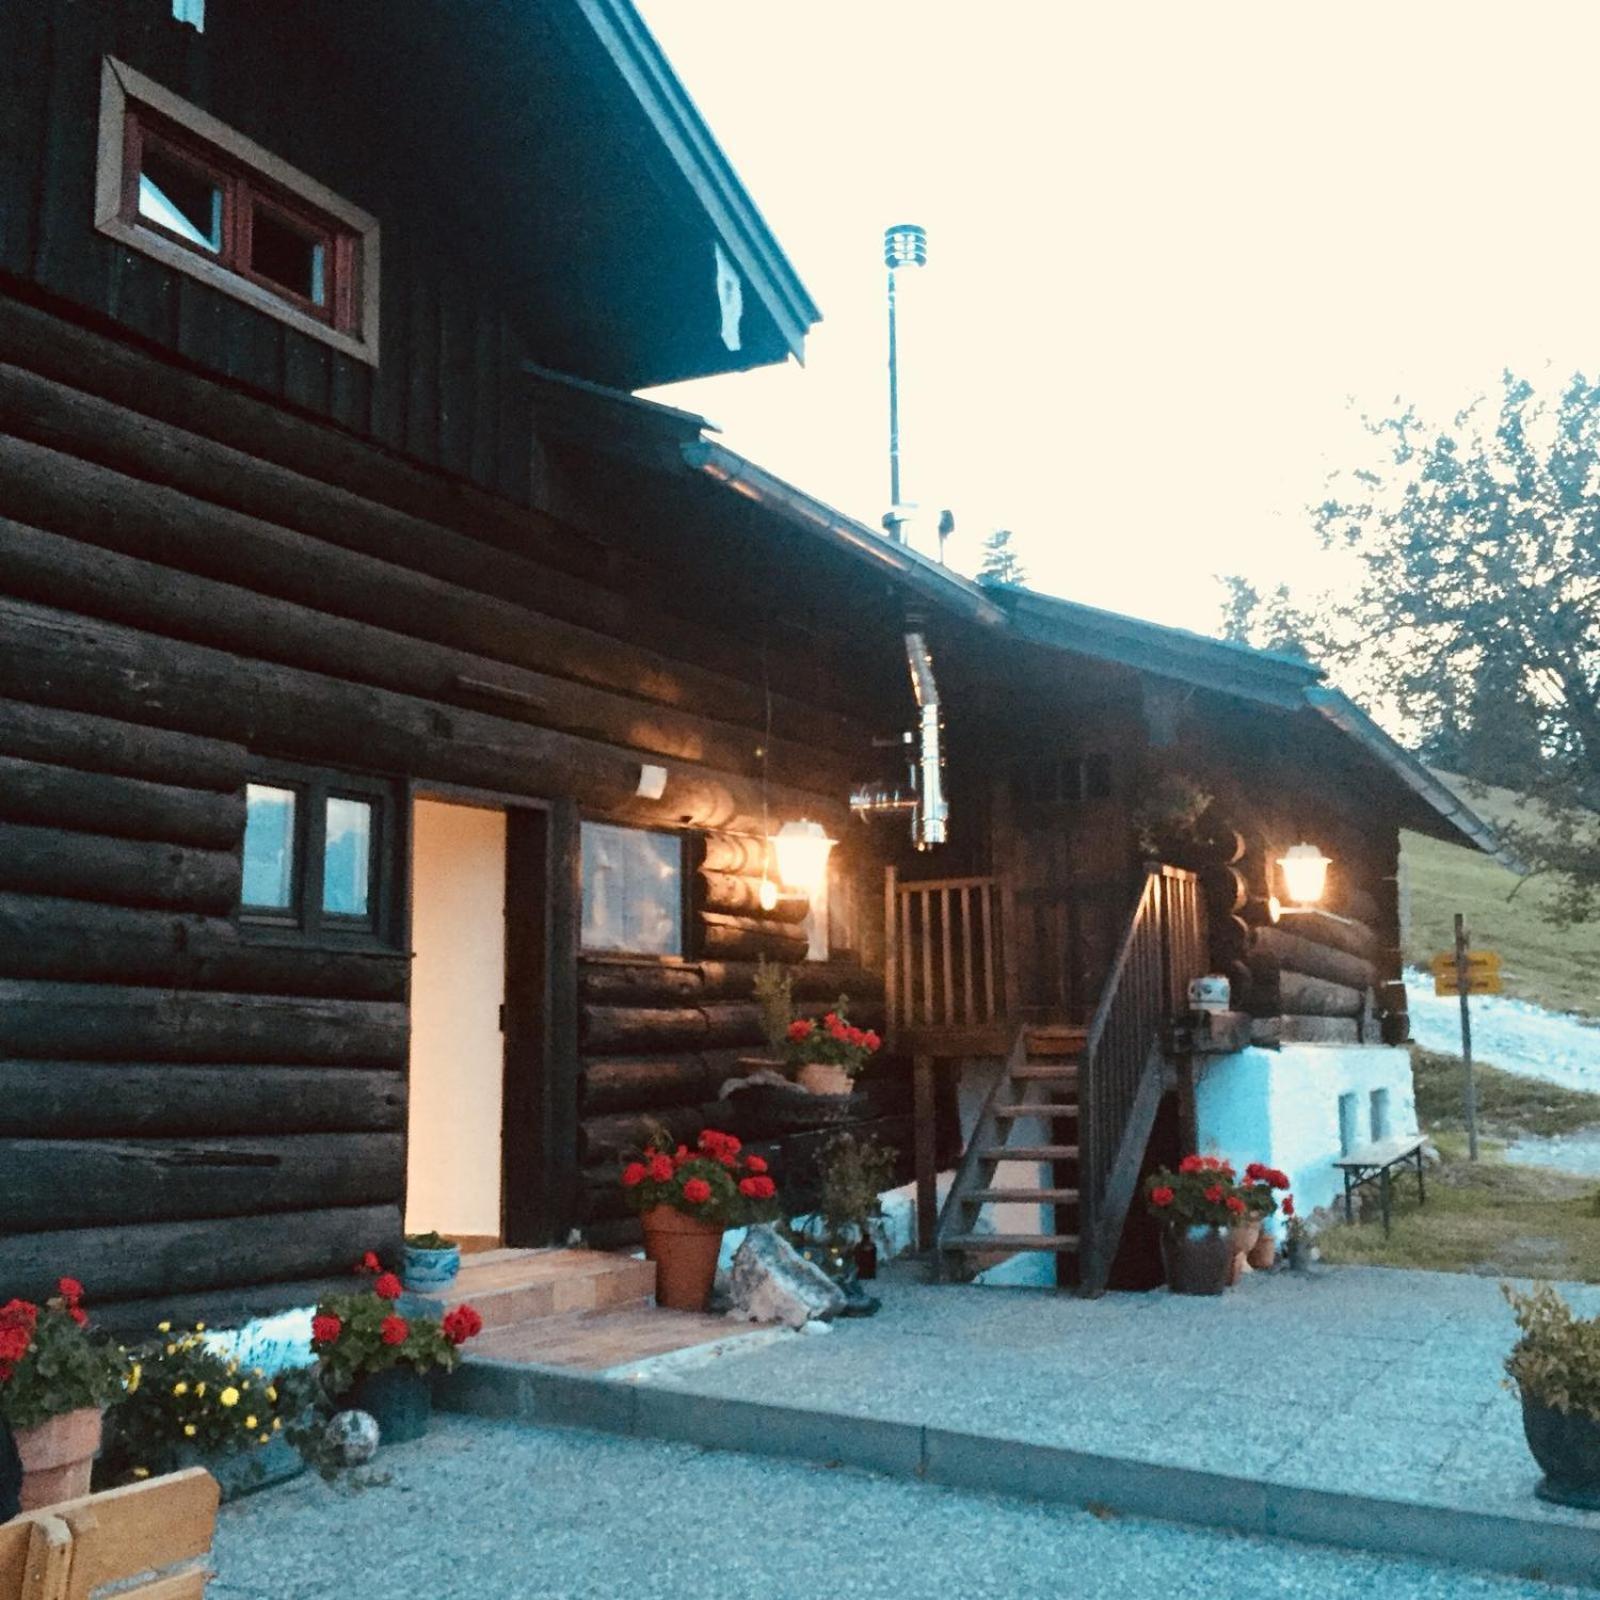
[{"left": 937, "top": 1024, "right": 1087, "bottom": 1267}]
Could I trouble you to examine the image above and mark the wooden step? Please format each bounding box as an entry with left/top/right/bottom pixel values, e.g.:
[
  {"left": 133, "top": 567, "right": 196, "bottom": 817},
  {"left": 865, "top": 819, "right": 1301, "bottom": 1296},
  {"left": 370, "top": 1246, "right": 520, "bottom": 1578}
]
[
  {"left": 1011, "top": 1064, "right": 1079, "bottom": 1083},
  {"left": 429, "top": 1249, "right": 656, "bottom": 1329},
  {"left": 968, "top": 1187, "right": 1079, "bottom": 1204},
  {"left": 1026, "top": 1026, "right": 1086, "bottom": 1054},
  {"left": 942, "top": 1233, "right": 1080, "bottom": 1251},
  {"left": 993, "top": 1103, "right": 1077, "bottom": 1119},
  {"left": 981, "top": 1144, "right": 1079, "bottom": 1162}
]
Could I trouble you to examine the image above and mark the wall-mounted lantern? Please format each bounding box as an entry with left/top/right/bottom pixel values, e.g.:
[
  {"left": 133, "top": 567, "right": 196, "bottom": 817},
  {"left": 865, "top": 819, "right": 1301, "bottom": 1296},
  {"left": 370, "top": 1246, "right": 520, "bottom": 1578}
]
[
  {"left": 1277, "top": 842, "right": 1331, "bottom": 908},
  {"left": 772, "top": 818, "right": 836, "bottom": 900}
]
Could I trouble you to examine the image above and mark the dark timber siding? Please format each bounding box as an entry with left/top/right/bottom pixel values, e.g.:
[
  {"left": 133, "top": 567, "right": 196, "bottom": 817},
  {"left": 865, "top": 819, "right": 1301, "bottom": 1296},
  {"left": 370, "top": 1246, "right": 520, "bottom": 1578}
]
[{"left": 0, "top": 294, "right": 886, "bottom": 1325}]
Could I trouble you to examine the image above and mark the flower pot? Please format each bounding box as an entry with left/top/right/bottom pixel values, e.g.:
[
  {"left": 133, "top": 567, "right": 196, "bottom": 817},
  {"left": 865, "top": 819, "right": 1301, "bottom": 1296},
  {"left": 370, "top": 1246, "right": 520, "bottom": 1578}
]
[
  {"left": 796, "top": 1062, "right": 853, "bottom": 1096},
  {"left": 640, "top": 1203, "right": 726, "bottom": 1312},
  {"left": 1247, "top": 1231, "right": 1278, "bottom": 1270},
  {"left": 347, "top": 1366, "right": 433, "bottom": 1447},
  {"left": 401, "top": 1242, "right": 461, "bottom": 1292},
  {"left": 1522, "top": 1393, "right": 1600, "bottom": 1509},
  {"left": 15, "top": 1406, "right": 102, "bottom": 1510},
  {"left": 1160, "top": 1224, "right": 1234, "bottom": 1296},
  {"left": 1228, "top": 1221, "right": 1261, "bottom": 1285}
]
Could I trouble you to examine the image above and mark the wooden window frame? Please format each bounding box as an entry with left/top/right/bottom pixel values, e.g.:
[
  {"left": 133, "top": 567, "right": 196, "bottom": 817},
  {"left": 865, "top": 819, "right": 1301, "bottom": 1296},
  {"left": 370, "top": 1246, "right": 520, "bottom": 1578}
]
[
  {"left": 578, "top": 819, "right": 688, "bottom": 961},
  {"left": 241, "top": 761, "right": 401, "bottom": 947},
  {"left": 95, "top": 57, "right": 379, "bottom": 365}
]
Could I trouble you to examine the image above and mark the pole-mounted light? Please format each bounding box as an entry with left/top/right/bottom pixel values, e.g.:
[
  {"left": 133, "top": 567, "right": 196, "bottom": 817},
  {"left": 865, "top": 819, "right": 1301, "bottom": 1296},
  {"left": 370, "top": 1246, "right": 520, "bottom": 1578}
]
[{"left": 885, "top": 223, "right": 927, "bottom": 542}]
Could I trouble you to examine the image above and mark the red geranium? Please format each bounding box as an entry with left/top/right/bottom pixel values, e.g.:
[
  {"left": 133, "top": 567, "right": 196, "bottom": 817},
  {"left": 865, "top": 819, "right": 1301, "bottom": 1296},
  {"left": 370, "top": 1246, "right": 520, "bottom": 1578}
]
[
  {"left": 1225, "top": 1195, "right": 1247, "bottom": 1215},
  {"left": 744, "top": 1155, "right": 768, "bottom": 1175},
  {"left": 379, "top": 1315, "right": 409, "bottom": 1347},
  {"left": 648, "top": 1155, "right": 675, "bottom": 1183},
  {"left": 1204, "top": 1184, "right": 1224, "bottom": 1204},
  {"left": 57, "top": 1278, "right": 84, "bottom": 1304},
  {"left": 738, "top": 1175, "right": 776, "bottom": 1200},
  {"left": 68, "top": 1307, "right": 88, "bottom": 1328},
  {"left": 311, "top": 1314, "right": 343, "bottom": 1346},
  {"left": 787, "top": 1018, "right": 814, "bottom": 1042},
  {"left": 620, "top": 1128, "right": 781, "bottom": 1226},
  {"left": 621, "top": 1161, "right": 648, "bottom": 1188},
  {"left": 1146, "top": 1158, "right": 1249, "bottom": 1228},
  {"left": 1178, "top": 1155, "right": 1203, "bottom": 1175},
  {"left": 442, "top": 1304, "right": 483, "bottom": 1346},
  {"left": 681, "top": 1178, "right": 712, "bottom": 1204},
  {"left": 1282, "top": 1195, "right": 1296, "bottom": 1218},
  {"left": 373, "top": 1273, "right": 403, "bottom": 1301},
  {"left": 354, "top": 1251, "right": 381, "bottom": 1275},
  {"left": 1150, "top": 1186, "right": 1175, "bottom": 1208}
]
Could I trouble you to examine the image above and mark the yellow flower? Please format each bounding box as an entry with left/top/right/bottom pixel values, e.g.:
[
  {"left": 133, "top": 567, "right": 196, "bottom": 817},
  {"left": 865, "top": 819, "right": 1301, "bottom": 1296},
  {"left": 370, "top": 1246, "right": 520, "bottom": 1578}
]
[
  {"left": 241, "top": 1381, "right": 250, "bottom": 1392},
  {"left": 194, "top": 1322, "right": 206, "bottom": 1332},
  {"left": 126, "top": 1362, "right": 142, "bottom": 1395},
  {"left": 219, "top": 1386, "right": 239, "bottom": 1408},
  {"left": 258, "top": 1433, "right": 270, "bottom": 1444},
  {"left": 132, "top": 1467, "right": 150, "bottom": 1479},
  {"left": 244, "top": 1415, "right": 257, "bottom": 1430},
  {"left": 271, "top": 1417, "right": 281, "bottom": 1432},
  {"left": 173, "top": 1381, "right": 189, "bottom": 1397},
  {"left": 157, "top": 1322, "right": 171, "bottom": 1333},
  {"left": 266, "top": 1386, "right": 278, "bottom": 1402},
  {"left": 183, "top": 1424, "right": 197, "bottom": 1438},
  {"left": 165, "top": 1344, "right": 176, "bottom": 1356},
  {"left": 195, "top": 1383, "right": 206, "bottom": 1398}
]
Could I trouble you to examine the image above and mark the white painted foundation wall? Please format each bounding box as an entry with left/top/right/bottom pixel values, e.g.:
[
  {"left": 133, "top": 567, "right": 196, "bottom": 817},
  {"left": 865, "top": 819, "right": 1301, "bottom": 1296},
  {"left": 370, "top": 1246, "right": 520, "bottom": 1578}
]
[{"left": 1193, "top": 1044, "right": 1419, "bottom": 1233}]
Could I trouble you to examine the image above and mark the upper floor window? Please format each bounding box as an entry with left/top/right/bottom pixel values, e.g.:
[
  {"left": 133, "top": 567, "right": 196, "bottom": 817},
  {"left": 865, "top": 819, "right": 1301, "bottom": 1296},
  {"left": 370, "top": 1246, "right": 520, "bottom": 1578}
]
[
  {"left": 241, "top": 763, "right": 399, "bottom": 942},
  {"left": 581, "top": 822, "right": 683, "bottom": 957},
  {"left": 95, "top": 58, "right": 379, "bottom": 364}
]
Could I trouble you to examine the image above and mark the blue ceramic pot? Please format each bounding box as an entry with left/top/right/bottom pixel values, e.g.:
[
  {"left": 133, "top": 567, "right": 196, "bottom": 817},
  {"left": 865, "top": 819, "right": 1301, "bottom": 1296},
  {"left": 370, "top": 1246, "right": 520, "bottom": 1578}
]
[
  {"left": 348, "top": 1366, "right": 432, "bottom": 1446},
  {"left": 401, "top": 1243, "right": 460, "bottom": 1292}
]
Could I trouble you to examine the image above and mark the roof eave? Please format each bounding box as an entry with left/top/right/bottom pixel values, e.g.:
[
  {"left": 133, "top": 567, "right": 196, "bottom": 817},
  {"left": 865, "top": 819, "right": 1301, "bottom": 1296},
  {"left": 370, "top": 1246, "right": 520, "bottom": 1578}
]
[
  {"left": 1305, "top": 687, "right": 1523, "bottom": 869},
  {"left": 574, "top": 0, "right": 821, "bottom": 365}
]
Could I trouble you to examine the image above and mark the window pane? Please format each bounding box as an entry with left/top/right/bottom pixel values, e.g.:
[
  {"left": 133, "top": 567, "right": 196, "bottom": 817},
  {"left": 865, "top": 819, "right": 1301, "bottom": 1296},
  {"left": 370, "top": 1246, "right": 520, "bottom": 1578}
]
[
  {"left": 138, "top": 145, "right": 222, "bottom": 252},
  {"left": 242, "top": 784, "right": 297, "bottom": 909},
  {"left": 251, "top": 205, "right": 327, "bottom": 305},
  {"left": 581, "top": 823, "right": 681, "bottom": 956},
  {"left": 323, "top": 797, "right": 373, "bottom": 917}
]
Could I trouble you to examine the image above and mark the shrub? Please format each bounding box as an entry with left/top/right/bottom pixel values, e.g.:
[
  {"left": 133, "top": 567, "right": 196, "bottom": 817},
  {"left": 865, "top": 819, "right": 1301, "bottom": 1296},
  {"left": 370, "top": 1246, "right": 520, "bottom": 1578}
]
[{"left": 1504, "top": 1284, "right": 1600, "bottom": 1422}]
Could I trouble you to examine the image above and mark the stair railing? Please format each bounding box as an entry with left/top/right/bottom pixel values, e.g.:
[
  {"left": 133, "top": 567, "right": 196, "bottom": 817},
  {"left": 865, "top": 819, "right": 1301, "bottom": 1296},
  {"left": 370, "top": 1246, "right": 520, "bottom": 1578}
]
[
  {"left": 885, "top": 868, "right": 1002, "bottom": 1042},
  {"left": 1077, "top": 863, "right": 1207, "bottom": 1293}
]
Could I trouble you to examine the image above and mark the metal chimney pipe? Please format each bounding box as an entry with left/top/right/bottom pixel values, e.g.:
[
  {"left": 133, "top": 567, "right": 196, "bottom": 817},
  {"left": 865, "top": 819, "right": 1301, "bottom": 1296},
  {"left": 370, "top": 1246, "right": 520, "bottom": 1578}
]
[
  {"left": 884, "top": 224, "right": 927, "bottom": 544},
  {"left": 904, "top": 630, "right": 947, "bottom": 848}
]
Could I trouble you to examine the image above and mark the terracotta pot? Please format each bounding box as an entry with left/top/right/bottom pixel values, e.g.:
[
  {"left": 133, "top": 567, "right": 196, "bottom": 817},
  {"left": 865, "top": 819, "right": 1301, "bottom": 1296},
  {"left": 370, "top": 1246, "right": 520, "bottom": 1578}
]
[
  {"left": 15, "top": 1406, "right": 102, "bottom": 1510},
  {"left": 796, "top": 1062, "right": 854, "bottom": 1096},
  {"left": 1523, "top": 1392, "right": 1600, "bottom": 1509},
  {"left": 1159, "top": 1224, "right": 1234, "bottom": 1296},
  {"left": 1228, "top": 1221, "right": 1259, "bottom": 1285},
  {"left": 1247, "top": 1231, "right": 1278, "bottom": 1270},
  {"left": 640, "top": 1203, "right": 726, "bottom": 1312}
]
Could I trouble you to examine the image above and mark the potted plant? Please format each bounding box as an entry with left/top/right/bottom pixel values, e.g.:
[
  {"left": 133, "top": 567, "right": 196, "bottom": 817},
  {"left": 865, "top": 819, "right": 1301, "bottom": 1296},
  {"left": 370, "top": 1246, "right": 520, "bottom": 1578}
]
[
  {"left": 621, "top": 1129, "right": 781, "bottom": 1311},
  {"left": 1503, "top": 1284, "right": 1600, "bottom": 1508},
  {"left": 309, "top": 1261, "right": 482, "bottom": 1446},
  {"left": 814, "top": 1132, "right": 897, "bottom": 1282},
  {"left": 785, "top": 1005, "right": 881, "bottom": 1096},
  {"left": 1144, "top": 1156, "right": 1250, "bottom": 1295},
  {"left": 401, "top": 1231, "right": 461, "bottom": 1292},
  {"left": 103, "top": 1321, "right": 294, "bottom": 1498},
  {"left": 1241, "top": 1164, "right": 1290, "bottom": 1270},
  {"left": 0, "top": 1280, "right": 129, "bottom": 1509},
  {"left": 1282, "top": 1197, "right": 1312, "bottom": 1271}
]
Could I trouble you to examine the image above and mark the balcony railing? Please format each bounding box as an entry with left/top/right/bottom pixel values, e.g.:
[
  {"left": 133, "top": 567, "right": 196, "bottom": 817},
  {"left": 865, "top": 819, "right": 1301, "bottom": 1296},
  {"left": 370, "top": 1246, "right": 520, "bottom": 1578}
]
[{"left": 885, "top": 868, "right": 1005, "bottom": 1040}]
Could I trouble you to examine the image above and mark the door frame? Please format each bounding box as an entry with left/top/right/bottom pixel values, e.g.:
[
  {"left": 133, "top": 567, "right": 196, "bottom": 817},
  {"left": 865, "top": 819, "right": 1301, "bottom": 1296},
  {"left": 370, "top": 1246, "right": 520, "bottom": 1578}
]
[{"left": 406, "top": 783, "right": 580, "bottom": 1248}]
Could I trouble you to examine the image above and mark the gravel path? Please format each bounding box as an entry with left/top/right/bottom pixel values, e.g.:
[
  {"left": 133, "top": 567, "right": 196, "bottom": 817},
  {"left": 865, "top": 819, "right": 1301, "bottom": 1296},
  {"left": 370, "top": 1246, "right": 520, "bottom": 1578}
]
[{"left": 212, "top": 1414, "right": 1576, "bottom": 1600}]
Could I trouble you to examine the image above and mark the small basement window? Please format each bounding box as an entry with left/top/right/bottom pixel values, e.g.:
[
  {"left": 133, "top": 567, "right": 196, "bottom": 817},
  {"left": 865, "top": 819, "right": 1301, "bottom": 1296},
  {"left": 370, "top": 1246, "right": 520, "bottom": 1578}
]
[
  {"left": 96, "top": 58, "right": 378, "bottom": 363},
  {"left": 581, "top": 822, "right": 683, "bottom": 957},
  {"left": 241, "top": 765, "right": 397, "bottom": 941}
]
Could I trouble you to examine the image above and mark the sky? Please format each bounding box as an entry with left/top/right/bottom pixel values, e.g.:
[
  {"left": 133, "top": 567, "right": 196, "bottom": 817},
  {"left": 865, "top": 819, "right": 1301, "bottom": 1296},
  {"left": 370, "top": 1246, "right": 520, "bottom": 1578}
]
[{"left": 638, "top": 1, "right": 1600, "bottom": 633}]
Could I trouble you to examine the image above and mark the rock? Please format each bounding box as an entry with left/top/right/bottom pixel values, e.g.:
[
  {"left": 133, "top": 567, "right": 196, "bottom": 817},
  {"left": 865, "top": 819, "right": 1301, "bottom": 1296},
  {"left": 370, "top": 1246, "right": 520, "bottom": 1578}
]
[
  {"left": 325, "top": 1409, "right": 380, "bottom": 1466},
  {"left": 725, "top": 1224, "right": 848, "bottom": 1328}
]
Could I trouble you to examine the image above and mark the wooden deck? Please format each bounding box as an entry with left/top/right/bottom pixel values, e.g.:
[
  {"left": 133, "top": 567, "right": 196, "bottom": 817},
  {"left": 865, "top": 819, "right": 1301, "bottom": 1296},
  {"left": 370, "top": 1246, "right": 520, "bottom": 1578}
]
[{"left": 428, "top": 1246, "right": 772, "bottom": 1373}]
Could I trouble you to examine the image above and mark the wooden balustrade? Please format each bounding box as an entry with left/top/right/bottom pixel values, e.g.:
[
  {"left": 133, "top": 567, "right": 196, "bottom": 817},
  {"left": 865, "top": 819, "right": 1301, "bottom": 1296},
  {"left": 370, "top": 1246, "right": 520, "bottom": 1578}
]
[{"left": 885, "top": 868, "right": 1003, "bottom": 1040}]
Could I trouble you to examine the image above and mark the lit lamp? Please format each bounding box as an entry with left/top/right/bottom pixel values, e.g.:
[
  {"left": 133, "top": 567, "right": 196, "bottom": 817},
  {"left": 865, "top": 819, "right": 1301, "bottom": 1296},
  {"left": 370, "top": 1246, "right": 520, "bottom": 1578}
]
[
  {"left": 1277, "top": 842, "right": 1331, "bottom": 908},
  {"left": 772, "top": 819, "right": 836, "bottom": 899}
]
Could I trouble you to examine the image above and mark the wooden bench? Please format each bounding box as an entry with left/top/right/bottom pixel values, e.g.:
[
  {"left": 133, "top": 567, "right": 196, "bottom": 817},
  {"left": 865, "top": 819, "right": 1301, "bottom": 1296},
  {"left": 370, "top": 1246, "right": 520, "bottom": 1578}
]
[
  {"left": 1333, "top": 1135, "right": 1426, "bottom": 1237},
  {"left": 0, "top": 1467, "right": 219, "bottom": 1600}
]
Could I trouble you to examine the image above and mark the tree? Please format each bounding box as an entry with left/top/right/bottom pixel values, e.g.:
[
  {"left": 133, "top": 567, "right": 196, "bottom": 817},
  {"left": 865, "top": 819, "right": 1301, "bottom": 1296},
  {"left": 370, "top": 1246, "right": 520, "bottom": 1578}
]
[
  {"left": 977, "top": 528, "right": 1026, "bottom": 588},
  {"left": 1225, "top": 372, "right": 1600, "bottom": 921}
]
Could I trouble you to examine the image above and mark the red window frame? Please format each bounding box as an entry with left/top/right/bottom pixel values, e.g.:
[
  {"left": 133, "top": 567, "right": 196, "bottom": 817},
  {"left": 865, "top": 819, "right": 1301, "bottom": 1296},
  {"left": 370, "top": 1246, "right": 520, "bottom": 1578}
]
[{"left": 120, "top": 105, "right": 361, "bottom": 334}]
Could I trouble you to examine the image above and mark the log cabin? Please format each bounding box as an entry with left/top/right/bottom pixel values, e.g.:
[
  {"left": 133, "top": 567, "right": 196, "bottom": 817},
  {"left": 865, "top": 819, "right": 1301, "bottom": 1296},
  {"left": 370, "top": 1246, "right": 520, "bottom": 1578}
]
[{"left": 0, "top": 1, "right": 1507, "bottom": 1325}]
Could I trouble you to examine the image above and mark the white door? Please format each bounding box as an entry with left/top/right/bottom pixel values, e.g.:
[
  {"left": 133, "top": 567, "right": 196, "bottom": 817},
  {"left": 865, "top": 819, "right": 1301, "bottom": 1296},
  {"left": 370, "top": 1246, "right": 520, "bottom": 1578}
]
[{"left": 407, "top": 798, "right": 507, "bottom": 1242}]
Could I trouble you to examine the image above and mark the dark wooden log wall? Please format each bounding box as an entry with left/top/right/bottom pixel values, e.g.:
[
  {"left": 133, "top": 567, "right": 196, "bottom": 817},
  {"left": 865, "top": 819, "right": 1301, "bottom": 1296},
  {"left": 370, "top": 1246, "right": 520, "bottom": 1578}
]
[
  {"left": 0, "top": 299, "right": 890, "bottom": 1318},
  {"left": 576, "top": 954, "right": 889, "bottom": 1247}
]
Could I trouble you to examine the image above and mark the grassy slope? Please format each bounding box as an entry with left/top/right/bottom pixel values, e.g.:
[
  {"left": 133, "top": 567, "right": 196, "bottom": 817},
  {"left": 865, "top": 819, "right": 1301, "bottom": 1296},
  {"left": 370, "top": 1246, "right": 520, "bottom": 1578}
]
[{"left": 1401, "top": 772, "right": 1600, "bottom": 1020}]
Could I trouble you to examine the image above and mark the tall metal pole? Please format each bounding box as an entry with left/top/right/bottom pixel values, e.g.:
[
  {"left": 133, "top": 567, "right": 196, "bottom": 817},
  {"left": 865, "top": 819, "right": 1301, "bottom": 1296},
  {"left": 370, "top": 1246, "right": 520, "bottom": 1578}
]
[
  {"left": 887, "top": 262, "right": 902, "bottom": 518},
  {"left": 1455, "top": 911, "right": 1479, "bottom": 1161}
]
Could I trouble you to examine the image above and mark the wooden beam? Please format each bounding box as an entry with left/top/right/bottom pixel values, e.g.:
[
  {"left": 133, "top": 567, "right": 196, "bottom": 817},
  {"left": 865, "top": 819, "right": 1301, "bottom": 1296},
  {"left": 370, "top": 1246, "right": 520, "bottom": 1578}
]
[
  {"left": 1250, "top": 922, "right": 1376, "bottom": 992},
  {"left": 0, "top": 823, "right": 238, "bottom": 915},
  {"left": 0, "top": 754, "right": 242, "bottom": 850},
  {"left": 1279, "top": 970, "right": 1366, "bottom": 1018},
  {"left": 0, "top": 1132, "right": 404, "bottom": 1230},
  {"left": 914, "top": 1055, "right": 937, "bottom": 1252},
  {"left": 0, "top": 1062, "right": 405, "bottom": 1138}
]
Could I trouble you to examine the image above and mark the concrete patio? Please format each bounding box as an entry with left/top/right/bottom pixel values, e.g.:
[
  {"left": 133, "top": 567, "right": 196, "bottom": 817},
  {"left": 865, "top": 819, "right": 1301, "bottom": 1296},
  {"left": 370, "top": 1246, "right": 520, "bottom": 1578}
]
[{"left": 441, "top": 1263, "right": 1600, "bottom": 1586}]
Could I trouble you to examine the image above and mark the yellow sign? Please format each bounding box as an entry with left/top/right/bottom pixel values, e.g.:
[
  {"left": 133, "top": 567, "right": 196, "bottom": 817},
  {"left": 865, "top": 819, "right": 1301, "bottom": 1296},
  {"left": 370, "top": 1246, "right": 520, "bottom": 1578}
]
[{"left": 1430, "top": 949, "right": 1502, "bottom": 996}]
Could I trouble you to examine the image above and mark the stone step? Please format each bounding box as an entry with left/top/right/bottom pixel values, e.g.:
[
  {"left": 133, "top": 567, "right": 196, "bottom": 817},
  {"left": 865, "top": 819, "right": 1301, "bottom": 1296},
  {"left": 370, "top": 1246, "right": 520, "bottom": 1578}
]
[
  {"left": 428, "top": 1249, "right": 656, "bottom": 1330},
  {"left": 980, "top": 1144, "right": 1079, "bottom": 1162},
  {"left": 993, "top": 1103, "right": 1077, "bottom": 1119},
  {"left": 942, "top": 1233, "right": 1080, "bottom": 1251},
  {"left": 468, "top": 1302, "right": 751, "bottom": 1372},
  {"left": 967, "top": 1187, "right": 1079, "bottom": 1204}
]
